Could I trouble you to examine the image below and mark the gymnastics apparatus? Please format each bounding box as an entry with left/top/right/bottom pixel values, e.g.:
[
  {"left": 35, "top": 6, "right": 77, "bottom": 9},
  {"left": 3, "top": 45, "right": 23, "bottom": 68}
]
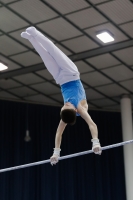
[{"left": 0, "top": 140, "right": 133, "bottom": 173}]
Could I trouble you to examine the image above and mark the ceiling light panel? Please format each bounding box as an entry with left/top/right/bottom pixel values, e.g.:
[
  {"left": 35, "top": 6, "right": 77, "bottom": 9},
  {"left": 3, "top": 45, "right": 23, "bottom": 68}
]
[
  {"left": 0, "top": 62, "right": 8, "bottom": 71},
  {"left": 96, "top": 31, "right": 114, "bottom": 43},
  {"left": 85, "top": 23, "right": 128, "bottom": 45},
  {"left": 0, "top": 55, "right": 21, "bottom": 71}
]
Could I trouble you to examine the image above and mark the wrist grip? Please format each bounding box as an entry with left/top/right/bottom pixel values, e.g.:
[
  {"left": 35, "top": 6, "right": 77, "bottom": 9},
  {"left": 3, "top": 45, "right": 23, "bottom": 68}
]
[{"left": 53, "top": 148, "right": 61, "bottom": 156}]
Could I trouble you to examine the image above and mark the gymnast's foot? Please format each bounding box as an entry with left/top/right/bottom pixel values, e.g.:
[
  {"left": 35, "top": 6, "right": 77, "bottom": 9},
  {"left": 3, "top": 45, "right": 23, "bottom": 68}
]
[
  {"left": 21, "top": 32, "right": 32, "bottom": 40},
  {"left": 26, "top": 26, "right": 38, "bottom": 37}
]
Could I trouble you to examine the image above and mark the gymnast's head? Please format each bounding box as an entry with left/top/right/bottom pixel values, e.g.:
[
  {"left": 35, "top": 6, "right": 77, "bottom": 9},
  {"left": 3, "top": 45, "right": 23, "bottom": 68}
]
[{"left": 60, "top": 102, "right": 77, "bottom": 125}]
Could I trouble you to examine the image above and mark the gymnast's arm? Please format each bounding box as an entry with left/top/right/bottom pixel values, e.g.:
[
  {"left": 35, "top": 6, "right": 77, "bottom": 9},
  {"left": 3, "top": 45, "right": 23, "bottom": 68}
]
[
  {"left": 55, "top": 119, "right": 67, "bottom": 148},
  {"left": 50, "top": 120, "right": 67, "bottom": 165},
  {"left": 78, "top": 103, "right": 102, "bottom": 155},
  {"left": 78, "top": 106, "right": 98, "bottom": 139}
]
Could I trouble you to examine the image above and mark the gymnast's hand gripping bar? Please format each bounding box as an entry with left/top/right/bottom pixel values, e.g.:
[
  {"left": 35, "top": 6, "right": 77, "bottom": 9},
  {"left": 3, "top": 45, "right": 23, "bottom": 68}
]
[{"left": 0, "top": 140, "right": 133, "bottom": 173}]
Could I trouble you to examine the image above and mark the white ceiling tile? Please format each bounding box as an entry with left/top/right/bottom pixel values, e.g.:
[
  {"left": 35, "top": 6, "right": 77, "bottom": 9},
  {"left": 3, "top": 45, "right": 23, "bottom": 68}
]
[
  {"left": 1, "top": 0, "right": 17, "bottom": 3},
  {"left": 0, "top": 55, "right": 21, "bottom": 71},
  {"left": 74, "top": 61, "right": 94, "bottom": 73},
  {"left": 9, "top": 86, "right": 37, "bottom": 97},
  {"left": 66, "top": 8, "right": 107, "bottom": 29},
  {"left": 36, "top": 69, "right": 54, "bottom": 81},
  {"left": 120, "top": 21, "right": 133, "bottom": 38},
  {"left": 14, "top": 73, "right": 44, "bottom": 85},
  {"left": 98, "top": 0, "right": 133, "bottom": 24},
  {"left": 55, "top": 43, "right": 72, "bottom": 56},
  {"left": 102, "top": 65, "right": 133, "bottom": 81},
  {"left": 10, "top": 52, "right": 42, "bottom": 66},
  {"left": 89, "top": 0, "right": 109, "bottom": 4},
  {"left": 62, "top": 36, "right": 99, "bottom": 53},
  {"left": 85, "top": 88, "right": 104, "bottom": 100},
  {"left": 45, "top": 0, "right": 89, "bottom": 14},
  {"left": 96, "top": 84, "right": 128, "bottom": 96},
  {"left": 50, "top": 93, "right": 63, "bottom": 103},
  {"left": 120, "top": 79, "right": 133, "bottom": 92},
  {"left": 30, "top": 82, "right": 60, "bottom": 95},
  {"left": 0, "top": 7, "right": 29, "bottom": 32},
  {"left": 91, "top": 98, "right": 116, "bottom": 107},
  {"left": 85, "top": 22, "right": 128, "bottom": 45},
  {"left": 37, "top": 18, "right": 82, "bottom": 41},
  {"left": 113, "top": 47, "right": 133, "bottom": 66},
  {"left": 10, "top": 29, "right": 34, "bottom": 49},
  {"left": 24, "top": 94, "right": 60, "bottom": 105},
  {"left": 0, "top": 91, "right": 19, "bottom": 99},
  {"left": 104, "top": 104, "right": 120, "bottom": 111},
  {"left": 82, "top": 83, "right": 89, "bottom": 89},
  {"left": 0, "top": 79, "right": 21, "bottom": 89},
  {"left": 9, "top": 0, "right": 58, "bottom": 23},
  {"left": 0, "top": 35, "right": 27, "bottom": 56},
  {"left": 86, "top": 53, "right": 120, "bottom": 69},
  {"left": 81, "top": 71, "right": 112, "bottom": 86}
]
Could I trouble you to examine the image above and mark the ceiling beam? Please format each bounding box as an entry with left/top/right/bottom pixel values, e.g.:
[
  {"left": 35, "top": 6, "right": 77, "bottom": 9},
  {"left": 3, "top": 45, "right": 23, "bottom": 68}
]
[
  {"left": 1, "top": 39, "right": 133, "bottom": 79},
  {"left": 70, "top": 39, "right": 133, "bottom": 61},
  {"left": 0, "top": 60, "right": 45, "bottom": 80}
]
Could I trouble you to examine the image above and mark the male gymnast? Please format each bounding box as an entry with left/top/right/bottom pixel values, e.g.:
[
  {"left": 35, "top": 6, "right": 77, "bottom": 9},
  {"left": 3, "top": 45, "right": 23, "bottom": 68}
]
[{"left": 21, "top": 27, "right": 102, "bottom": 166}]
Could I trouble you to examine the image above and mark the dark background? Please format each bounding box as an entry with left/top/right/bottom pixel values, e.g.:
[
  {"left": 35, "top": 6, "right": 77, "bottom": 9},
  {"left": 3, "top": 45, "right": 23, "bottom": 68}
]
[{"left": 0, "top": 100, "right": 126, "bottom": 200}]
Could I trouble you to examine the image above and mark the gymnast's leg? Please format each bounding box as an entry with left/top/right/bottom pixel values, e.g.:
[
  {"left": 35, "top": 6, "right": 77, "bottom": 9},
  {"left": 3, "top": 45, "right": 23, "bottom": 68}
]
[
  {"left": 26, "top": 27, "right": 79, "bottom": 75},
  {"left": 21, "top": 32, "right": 60, "bottom": 80}
]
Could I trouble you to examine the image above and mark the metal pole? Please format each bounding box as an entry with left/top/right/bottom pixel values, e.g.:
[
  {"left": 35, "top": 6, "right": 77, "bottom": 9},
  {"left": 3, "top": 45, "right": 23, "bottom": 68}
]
[{"left": 0, "top": 140, "right": 133, "bottom": 173}]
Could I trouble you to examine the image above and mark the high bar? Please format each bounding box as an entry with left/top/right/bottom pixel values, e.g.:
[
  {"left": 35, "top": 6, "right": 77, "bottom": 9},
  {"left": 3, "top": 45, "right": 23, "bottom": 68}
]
[{"left": 0, "top": 140, "right": 133, "bottom": 173}]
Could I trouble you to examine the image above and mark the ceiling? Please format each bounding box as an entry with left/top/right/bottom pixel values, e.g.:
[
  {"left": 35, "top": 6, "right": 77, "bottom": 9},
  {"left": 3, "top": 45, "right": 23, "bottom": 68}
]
[{"left": 0, "top": 0, "right": 133, "bottom": 112}]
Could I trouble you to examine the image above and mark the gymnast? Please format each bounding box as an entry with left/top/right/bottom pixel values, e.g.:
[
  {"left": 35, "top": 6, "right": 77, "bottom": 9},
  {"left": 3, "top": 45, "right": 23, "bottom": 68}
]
[{"left": 21, "top": 27, "right": 102, "bottom": 165}]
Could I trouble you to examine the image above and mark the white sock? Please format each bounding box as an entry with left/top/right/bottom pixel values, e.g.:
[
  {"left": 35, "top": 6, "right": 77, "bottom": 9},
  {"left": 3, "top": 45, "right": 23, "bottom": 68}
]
[
  {"left": 21, "top": 32, "right": 33, "bottom": 40},
  {"left": 26, "top": 26, "right": 38, "bottom": 37}
]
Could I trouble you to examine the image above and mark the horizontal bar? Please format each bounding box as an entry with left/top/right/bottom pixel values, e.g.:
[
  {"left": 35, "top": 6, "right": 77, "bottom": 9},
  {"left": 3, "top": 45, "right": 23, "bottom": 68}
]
[{"left": 0, "top": 140, "right": 133, "bottom": 173}]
